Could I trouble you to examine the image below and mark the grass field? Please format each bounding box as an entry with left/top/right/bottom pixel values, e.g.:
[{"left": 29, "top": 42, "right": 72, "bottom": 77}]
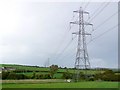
[
  {"left": 1, "top": 64, "right": 120, "bottom": 88},
  {"left": 1, "top": 64, "right": 105, "bottom": 74},
  {"left": 2, "top": 81, "right": 119, "bottom": 88},
  {"left": 16, "top": 72, "right": 63, "bottom": 78}
]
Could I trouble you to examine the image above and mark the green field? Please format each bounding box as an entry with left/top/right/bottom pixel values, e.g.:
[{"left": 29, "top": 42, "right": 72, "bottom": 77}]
[
  {"left": 1, "top": 64, "right": 120, "bottom": 88},
  {"left": 1, "top": 64, "right": 109, "bottom": 80},
  {"left": 2, "top": 81, "right": 119, "bottom": 88},
  {"left": 1, "top": 64, "right": 105, "bottom": 74},
  {"left": 1, "top": 64, "right": 50, "bottom": 71},
  {"left": 1, "top": 64, "right": 118, "bottom": 80}
]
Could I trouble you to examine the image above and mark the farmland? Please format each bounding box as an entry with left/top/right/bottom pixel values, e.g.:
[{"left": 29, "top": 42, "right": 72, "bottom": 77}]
[
  {"left": 2, "top": 81, "right": 119, "bottom": 88},
  {"left": 1, "top": 64, "right": 120, "bottom": 88},
  {"left": 1, "top": 64, "right": 105, "bottom": 73},
  {"left": 1, "top": 64, "right": 107, "bottom": 79}
]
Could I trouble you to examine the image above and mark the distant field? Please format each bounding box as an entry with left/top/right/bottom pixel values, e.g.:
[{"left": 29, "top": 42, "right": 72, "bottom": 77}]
[
  {"left": 2, "top": 81, "right": 119, "bottom": 88},
  {"left": 1, "top": 64, "right": 105, "bottom": 74},
  {"left": 1, "top": 64, "right": 50, "bottom": 71}
]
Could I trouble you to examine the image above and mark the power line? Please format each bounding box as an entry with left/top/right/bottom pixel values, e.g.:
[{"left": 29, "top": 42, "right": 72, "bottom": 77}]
[
  {"left": 53, "top": 35, "right": 77, "bottom": 61},
  {"left": 50, "top": 1, "right": 115, "bottom": 66},
  {"left": 50, "top": 12, "right": 77, "bottom": 61},
  {"left": 80, "top": 2, "right": 85, "bottom": 8},
  {"left": 88, "top": 2, "right": 111, "bottom": 23},
  {"left": 83, "top": 1, "right": 90, "bottom": 10},
  {"left": 87, "top": 24, "right": 118, "bottom": 44},
  {"left": 84, "top": 1, "right": 111, "bottom": 34},
  {"left": 58, "top": 39, "right": 77, "bottom": 61},
  {"left": 90, "top": 10, "right": 119, "bottom": 33},
  {"left": 83, "top": 2, "right": 110, "bottom": 33},
  {"left": 49, "top": 23, "right": 72, "bottom": 60},
  {"left": 84, "top": 2, "right": 105, "bottom": 23},
  {"left": 59, "top": 24, "right": 118, "bottom": 63}
]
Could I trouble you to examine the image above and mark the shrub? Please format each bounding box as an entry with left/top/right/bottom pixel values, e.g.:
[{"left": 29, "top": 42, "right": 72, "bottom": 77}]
[
  {"left": 35, "top": 74, "right": 51, "bottom": 79},
  {"left": 35, "top": 74, "right": 44, "bottom": 79},
  {"left": 2, "top": 71, "right": 10, "bottom": 80},
  {"left": 44, "top": 74, "right": 51, "bottom": 79},
  {"left": 94, "top": 70, "right": 120, "bottom": 81},
  {"left": 31, "top": 71, "right": 36, "bottom": 79},
  {"left": 7, "top": 72, "right": 18, "bottom": 79},
  {"left": 62, "top": 70, "right": 73, "bottom": 79},
  {"left": 88, "top": 77, "right": 95, "bottom": 81},
  {"left": 2, "top": 72, "right": 28, "bottom": 80},
  {"left": 50, "top": 65, "right": 58, "bottom": 78}
]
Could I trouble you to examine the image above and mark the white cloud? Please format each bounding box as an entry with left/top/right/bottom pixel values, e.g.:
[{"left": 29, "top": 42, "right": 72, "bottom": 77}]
[
  {"left": 90, "top": 58, "right": 107, "bottom": 68},
  {"left": 0, "top": 2, "right": 118, "bottom": 68},
  {"left": 0, "top": 44, "right": 30, "bottom": 58}
]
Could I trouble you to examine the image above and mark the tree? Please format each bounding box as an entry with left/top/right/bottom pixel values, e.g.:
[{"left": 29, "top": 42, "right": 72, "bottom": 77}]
[
  {"left": 79, "top": 72, "right": 85, "bottom": 80},
  {"left": 62, "top": 69, "right": 73, "bottom": 79},
  {"left": 7, "top": 72, "right": 16, "bottom": 79},
  {"left": 102, "top": 70, "right": 115, "bottom": 81},
  {"left": 31, "top": 71, "right": 36, "bottom": 79},
  {"left": 44, "top": 74, "right": 51, "bottom": 79},
  {"left": 2, "top": 71, "right": 10, "bottom": 79},
  {"left": 94, "top": 70, "right": 117, "bottom": 81},
  {"left": 49, "top": 65, "right": 58, "bottom": 78},
  {"left": 35, "top": 74, "right": 44, "bottom": 79},
  {"left": 103, "top": 70, "right": 114, "bottom": 75}
]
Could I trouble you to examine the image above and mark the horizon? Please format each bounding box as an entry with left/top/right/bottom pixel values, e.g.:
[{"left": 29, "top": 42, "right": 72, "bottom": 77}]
[{"left": 1, "top": 63, "right": 119, "bottom": 69}]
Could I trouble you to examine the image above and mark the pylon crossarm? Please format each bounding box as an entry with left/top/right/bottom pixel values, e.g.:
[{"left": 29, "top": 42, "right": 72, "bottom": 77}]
[
  {"left": 70, "top": 21, "right": 79, "bottom": 25},
  {"left": 84, "top": 22, "right": 93, "bottom": 26},
  {"left": 73, "top": 10, "right": 89, "bottom": 15},
  {"left": 72, "top": 32, "right": 91, "bottom": 35}
]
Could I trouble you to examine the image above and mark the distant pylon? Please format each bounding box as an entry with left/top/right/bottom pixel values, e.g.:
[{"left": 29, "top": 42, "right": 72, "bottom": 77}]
[
  {"left": 70, "top": 7, "right": 93, "bottom": 81},
  {"left": 44, "top": 58, "right": 50, "bottom": 67}
]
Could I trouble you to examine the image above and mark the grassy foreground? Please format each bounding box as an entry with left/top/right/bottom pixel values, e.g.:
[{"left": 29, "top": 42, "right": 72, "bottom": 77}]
[{"left": 2, "top": 81, "right": 119, "bottom": 88}]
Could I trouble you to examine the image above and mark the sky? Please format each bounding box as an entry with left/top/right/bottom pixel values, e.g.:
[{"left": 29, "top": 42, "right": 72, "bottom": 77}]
[{"left": 0, "top": 0, "right": 119, "bottom": 68}]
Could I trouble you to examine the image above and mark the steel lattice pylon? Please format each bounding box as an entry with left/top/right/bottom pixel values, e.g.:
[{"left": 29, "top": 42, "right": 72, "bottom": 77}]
[{"left": 70, "top": 7, "right": 93, "bottom": 81}]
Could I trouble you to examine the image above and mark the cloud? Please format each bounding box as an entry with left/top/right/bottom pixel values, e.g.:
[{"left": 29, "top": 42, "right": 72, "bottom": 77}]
[
  {"left": 90, "top": 58, "right": 107, "bottom": 68},
  {"left": 0, "top": 2, "right": 118, "bottom": 68}
]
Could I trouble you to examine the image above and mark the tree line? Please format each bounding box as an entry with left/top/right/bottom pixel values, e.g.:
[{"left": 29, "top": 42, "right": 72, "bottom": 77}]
[{"left": 1, "top": 65, "right": 120, "bottom": 81}]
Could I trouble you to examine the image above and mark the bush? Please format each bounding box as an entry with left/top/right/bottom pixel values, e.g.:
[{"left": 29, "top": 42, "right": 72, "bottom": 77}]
[
  {"left": 7, "top": 73, "right": 17, "bottom": 79},
  {"left": 50, "top": 65, "right": 58, "bottom": 78},
  {"left": 111, "top": 74, "right": 120, "bottom": 81},
  {"left": 79, "top": 72, "right": 86, "bottom": 80},
  {"left": 31, "top": 71, "right": 36, "bottom": 79},
  {"left": 2, "top": 71, "right": 10, "bottom": 80},
  {"left": 13, "top": 69, "right": 26, "bottom": 73},
  {"left": 34, "top": 74, "right": 51, "bottom": 79},
  {"left": 94, "top": 70, "right": 120, "bottom": 81},
  {"left": 0, "top": 73, "right": 2, "bottom": 79},
  {"left": 44, "top": 74, "right": 51, "bottom": 79},
  {"left": 88, "top": 77, "right": 95, "bottom": 81},
  {"left": 2, "top": 72, "right": 28, "bottom": 80},
  {"left": 7, "top": 72, "right": 28, "bottom": 80},
  {"left": 62, "top": 70, "right": 73, "bottom": 79},
  {"left": 35, "top": 74, "right": 44, "bottom": 79}
]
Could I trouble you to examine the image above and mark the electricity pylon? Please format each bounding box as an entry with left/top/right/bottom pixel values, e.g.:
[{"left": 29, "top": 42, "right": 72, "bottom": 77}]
[{"left": 70, "top": 7, "right": 93, "bottom": 81}]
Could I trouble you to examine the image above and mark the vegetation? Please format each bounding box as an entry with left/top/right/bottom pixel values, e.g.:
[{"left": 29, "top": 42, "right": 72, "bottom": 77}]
[
  {"left": 62, "top": 69, "right": 73, "bottom": 79},
  {"left": 1, "top": 64, "right": 120, "bottom": 88},
  {"left": 2, "top": 82, "right": 119, "bottom": 88},
  {"left": 50, "top": 65, "right": 58, "bottom": 78},
  {"left": 1, "top": 64, "right": 120, "bottom": 82},
  {"left": 94, "top": 70, "right": 120, "bottom": 81},
  {"left": 2, "top": 72, "right": 29, "bottom": 80},
  {"left": 1, "top": 64, "right": 105, "bottom": 74}
]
